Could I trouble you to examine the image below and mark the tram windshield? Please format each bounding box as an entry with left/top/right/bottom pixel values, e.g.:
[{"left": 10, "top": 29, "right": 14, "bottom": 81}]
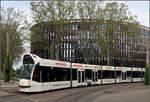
[{"left": 20, "top": 64, "right": 34, "bottom": 80}]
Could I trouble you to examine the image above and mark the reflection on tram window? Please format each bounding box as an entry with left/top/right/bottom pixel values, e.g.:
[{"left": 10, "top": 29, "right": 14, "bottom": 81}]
[
  {"left": 32, "top": 66, "right": 71, "bottom": 82},
  {"left": 50, "top": 67, "right": 70, "bottom": 81},
  {"left": 122, "top": 72, "right": 126, "bottom": 80},
  {"left": 116, "top": 71, "right": 121, "bottom": 78},
  {"left": 132, "top": 71, "right": 141, "bottom": 78},
  {"left": 141, "top": 71, "right": 144, "bottom": 78},
  {"left": 20, "top": 64, "right": 34, "bottom": 80},
  {"left": 102, "top": 70, "right": 115, "bottom": 79},
  {"left": 85, "top": 69, "right": 92, "bottom": 80},
  {"left": 32, "top": 65, "right": 40, "bottom": 82},
  {"left": 127, "top": 71, "right": 132, "bottom": 77}
]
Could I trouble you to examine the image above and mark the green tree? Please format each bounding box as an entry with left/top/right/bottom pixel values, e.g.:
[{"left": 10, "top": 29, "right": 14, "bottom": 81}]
[
  {"left": 76, "top": 1, "right": 102, "bottom": 63},
  {"left": 30, "top": 1, "right": 140, "bottom": 66},
  {"left": 16, "top": 68, "right": 21, "bottom": 77},
  {"left": 30, "top": 0, "right": 76, "bottom": 23},
  {"left": 77, "top": 1, "right": 101, "bottom": 19},
  {"left": 95, "top": 2, "right": 140, "bottom": 65},
  {"left": 1, "top": 7, "right": 28, "bottom": 78},
  {"left": 30, "top": 1, "right": 48, "bottom": 23},
  {"left": 144, "top": 65, "right": 150, "bottom": 85},
  {"left": 50, "top": 41, "right": 55, "bottom": 59},
  {"left": 30, "top": 1, "right": 76, "bottom": 59}
]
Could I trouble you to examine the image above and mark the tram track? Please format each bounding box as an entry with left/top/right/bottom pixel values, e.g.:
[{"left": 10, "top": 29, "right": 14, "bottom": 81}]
[
  {"left": 0, "top": 83, "right": 149, "bottom": 102},
  {"left": 54, "top": 85, "right": 110, "bottom": 102},
  {"left": 53, "top": 83, "right": 149, "bottom": 102}
]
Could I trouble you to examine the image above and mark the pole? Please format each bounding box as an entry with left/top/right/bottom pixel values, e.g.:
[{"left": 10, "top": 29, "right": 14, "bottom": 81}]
[
  {"left": 0, "top": 21, "right": 1, "bottom": 78},
  {"left": 7, "top": 32, "right": 9, "bottom": 52},
  {"left": 146, "top": 37, "right": 150, "bottom": 84},
  {"left": 70, "top": 61, "right": 72, "bottom": 88},
  {"left": 146, "top": 38, "right": 149, "bottom": 66},
  {"left": 0, "top": 2, "right": 2, "bottom": 96},
  {"left": 6, "top": 32, "right": 11, "bottom": 81}
]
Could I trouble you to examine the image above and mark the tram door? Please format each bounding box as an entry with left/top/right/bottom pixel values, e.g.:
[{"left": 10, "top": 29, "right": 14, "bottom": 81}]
[
  {"left": 92, "top": 70, "right": 98, "bottom": 84},
  {"left": 78, "top": 69, "right": 85, "bottom": 86},
  {"left": 121, "top": 71, "right": 127, "bottom": 82},
  {"left": 33, "top": 65, "right": 49, "bottom": 91}
]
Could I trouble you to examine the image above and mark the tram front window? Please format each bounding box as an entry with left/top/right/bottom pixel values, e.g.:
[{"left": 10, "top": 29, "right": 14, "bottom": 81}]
[{"left": 20, "top": 64, "right": 34, "bottom": 80}]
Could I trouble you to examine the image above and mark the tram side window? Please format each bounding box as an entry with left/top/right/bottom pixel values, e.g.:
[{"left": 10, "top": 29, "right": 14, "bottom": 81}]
[
  {"left": 132, "top": 71, "right": 141, "bottom": 78},
  {"left": 32, "top": 66, "right": 50, "bottom": 82},
  {"left": 32, "top": 65, "right": 40, "bottom": 82},
  {"left": 42, "top": 67, "right": 49, "bottom": 82},
  {"left": 92, "top": 71, "right": 94, "bottom": 81},
  {"left": 127, "top": 71, "right": 132, "bottom": 77},
  {"left": 95, "top": 71, "right": 98, "bottom": 81},
  {"left": 72, "top": 69, "right": 77, "bottom": 80},
  {"left": 122, "top": 72, "right": 126, "bottom": 80},
  {"left": 141, "top": 71, "right": 144, "bottom": 78},
  {"left": 116, "top": 71, "right": 121, "bottom": 78},
  {"left": 33, "top": 66, "right": 71, "bottom": 82},
  {"left": 102, "top": 70, "right": 115, "bottom": 79},
  {"left": 85, "top": 69, "right": 92, "bottom": 80},
  {"left": 98, "top": 70, "right": 101, "bottom": 79},
  {"left": 78, "top": 71, "right": 81, "bottom": 83},
  {"left": 50, "top": 67, "right": 70, "bottom": 82},
  {"left": 82, "top": 71, "right": 85, "bottom": 82}
]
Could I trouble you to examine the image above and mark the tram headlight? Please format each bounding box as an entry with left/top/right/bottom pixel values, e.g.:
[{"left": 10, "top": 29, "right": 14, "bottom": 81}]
[{"left": 27, "top": 81, "right": 31, "bottom": 86}]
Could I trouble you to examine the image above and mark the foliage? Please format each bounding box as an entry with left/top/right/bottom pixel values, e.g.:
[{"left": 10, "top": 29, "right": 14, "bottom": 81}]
[
  {"left": 30, "top": 0, "right": 76, "bottom": 23},
  {"left": 0, "top": 7, "right": 29, "bottom": 77},
  {"left": 50, "top": 41, "right": 55, "bottom": 59},
  {"left": 77, "top": 1, "right": 99, "bottom": 19},
  {"left": 4, "top": 52, "right": 11, "bottom": 82},
  {"left": 11, "top": 68, "right": 21, "bottom": 78},
  {"left": 144, "top": 64, "right": 150, "bottom": 85},
  {"left": 95, "top": 2, "right": 140, "bottom": 65},
  {"left": 30, "top": 1, "right": 140, "bottom": 65}
]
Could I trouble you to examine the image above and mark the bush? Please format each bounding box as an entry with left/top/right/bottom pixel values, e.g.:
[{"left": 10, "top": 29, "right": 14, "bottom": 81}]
[
  {"left": 144, "top": 64, "right": 150, "bottom": 85},
  {"left": 4, "top": 52, "right": 11, "bottom": 82}
]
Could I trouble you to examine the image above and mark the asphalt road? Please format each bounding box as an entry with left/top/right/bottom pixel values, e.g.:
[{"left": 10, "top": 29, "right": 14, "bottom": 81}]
[
  {"left": 94, "top": 88, "right": 149, "bottom": 102},
  {"left": 0, "top": 83, "right": 149, "bottom": 102}
]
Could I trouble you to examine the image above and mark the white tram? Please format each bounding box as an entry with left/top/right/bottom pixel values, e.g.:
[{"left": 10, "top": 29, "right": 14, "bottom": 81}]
[{"left": 19, "top": 54, "right": 145, "bottom": 92}]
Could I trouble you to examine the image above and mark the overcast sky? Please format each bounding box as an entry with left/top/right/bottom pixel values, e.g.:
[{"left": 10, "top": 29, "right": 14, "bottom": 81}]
[{"left": 1, "top": 1, "right": 149, "bottom": 69}]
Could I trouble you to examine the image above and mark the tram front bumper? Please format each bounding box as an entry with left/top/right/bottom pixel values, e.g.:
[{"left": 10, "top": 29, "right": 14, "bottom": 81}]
[
  {"left": 19, "top": 87, "right": 31, "bottom": 92},
  {"left": 18, "top": 79, "right": 31, "bottom": 92}
]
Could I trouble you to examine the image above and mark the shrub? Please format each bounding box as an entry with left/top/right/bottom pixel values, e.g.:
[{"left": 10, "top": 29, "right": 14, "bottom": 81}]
[{"left": 144, "top": 64, "right": 150, "bottom": 85}]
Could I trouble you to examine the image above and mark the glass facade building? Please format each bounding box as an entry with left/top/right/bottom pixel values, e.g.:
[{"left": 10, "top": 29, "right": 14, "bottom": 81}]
[{"left": 30, "top": 19, "right": 150, "bottom": 68}]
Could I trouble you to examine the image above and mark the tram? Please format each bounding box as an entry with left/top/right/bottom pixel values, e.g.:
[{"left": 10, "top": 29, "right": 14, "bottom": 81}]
[{"left": 19, "top": 54, "right": 145, "bottom": 92}]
